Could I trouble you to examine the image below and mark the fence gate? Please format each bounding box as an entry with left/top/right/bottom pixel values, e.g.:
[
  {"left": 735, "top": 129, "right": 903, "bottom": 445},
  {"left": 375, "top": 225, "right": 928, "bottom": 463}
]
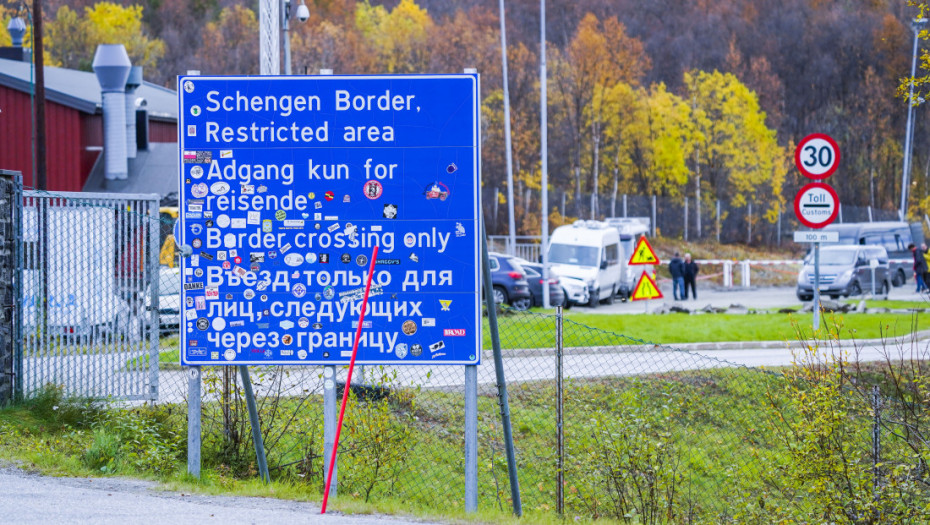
[{"left": 18, "top": 191, "right": 161, "bottom": 401}]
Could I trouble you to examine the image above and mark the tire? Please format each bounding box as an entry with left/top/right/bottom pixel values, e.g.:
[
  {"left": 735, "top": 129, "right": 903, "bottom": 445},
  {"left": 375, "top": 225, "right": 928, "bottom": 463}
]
[
  {"left": 848, "top": 281, "right": 862, "bottom": 297},
  {"left": 830, "top": 294, "right": 840, "bottom": 300},
  {"left": 892, "top": 269, "right": 906, "bottom": 287},
  {"left": 797, "top": 293, "right": 813, "bottom": 301},
  {"left": 512, "top": 298, "right": 531, "bottom": 311},
  {"left": 493, "top": 286, "right": 507, "bottom": 305},
  {"left": 588, "top": 288, "right": 599, "bottom": 308}
]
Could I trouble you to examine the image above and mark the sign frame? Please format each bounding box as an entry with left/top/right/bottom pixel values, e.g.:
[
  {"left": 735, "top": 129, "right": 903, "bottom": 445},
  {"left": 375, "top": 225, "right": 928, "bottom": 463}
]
[
  {"left": 176, "top": 74, "right": 482, "bottom": 367},
  {"left": 794, "top": 133, "right": 840, "bottom": 180},
  {"left": 628, "top": 236, "right": 661, "bottom": 266},
  {"left": 794, "top": 182, "right": 839, "bottom": 229},
  {"left": 630, "top": 271, "right": 663, "bottom": 301}
]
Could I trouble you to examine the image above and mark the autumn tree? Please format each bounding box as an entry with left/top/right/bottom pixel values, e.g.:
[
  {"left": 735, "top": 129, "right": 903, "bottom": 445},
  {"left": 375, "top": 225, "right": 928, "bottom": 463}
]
[
  {"left": 550, "top": 13, "right": 648, "bottom": 217},
  {"left": 195, "top": 5, "right": 259, "bottom": 75},
  {"left": 45, "top": 2, "right": 164, "bottom": 71},
  {"left": 684, "top": 70, "right": 787, "bottom": 224},
  {"left": 355, "top": 0, "right": 433, "bottom": 73}
]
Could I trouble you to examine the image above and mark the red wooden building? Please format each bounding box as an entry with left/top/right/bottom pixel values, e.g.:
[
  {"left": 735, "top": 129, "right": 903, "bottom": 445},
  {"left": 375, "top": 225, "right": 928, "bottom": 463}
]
[{"left": 0, "top": 57, "right": 178, "bottom": 193}]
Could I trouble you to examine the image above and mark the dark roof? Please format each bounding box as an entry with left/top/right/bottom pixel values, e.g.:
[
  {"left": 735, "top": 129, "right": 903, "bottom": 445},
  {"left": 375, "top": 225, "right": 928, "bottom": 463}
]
[
  {"left": 83, "top": 142, "right": 178, "bottom": 198},
  {"left": 0, "top": 57, "right": 177, "bottom": 120}
]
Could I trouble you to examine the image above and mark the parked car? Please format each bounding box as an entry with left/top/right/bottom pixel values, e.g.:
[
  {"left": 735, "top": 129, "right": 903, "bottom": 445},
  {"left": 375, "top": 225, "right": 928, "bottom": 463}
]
[
  {"left": 821, "top": 221, "right": 924, "bottom": 287},
  {"left": 796, "top": 245, "right": 891, "bottom": 301},
  {"left": 144, "top": 266, "right": 181, "bottom": 333},
  {"left": 516, "top": 260, "right": 567, "bottom": 308},
  {"left": 488, "top": 252, "right": 532, "bottom": 310}
]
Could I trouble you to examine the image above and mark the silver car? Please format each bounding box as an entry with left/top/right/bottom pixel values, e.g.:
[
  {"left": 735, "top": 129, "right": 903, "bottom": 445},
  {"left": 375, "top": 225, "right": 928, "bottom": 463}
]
[
  {"left": 144, "top": 266, "right": 181, "bottom": 333},
  {"left": 796, "top": 245, "right": 891, "bottom": 301}
]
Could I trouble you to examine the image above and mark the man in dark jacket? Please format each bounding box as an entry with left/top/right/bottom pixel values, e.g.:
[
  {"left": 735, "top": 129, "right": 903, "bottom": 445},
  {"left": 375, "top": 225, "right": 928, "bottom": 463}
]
[
  {"left": 669, "top": 252, "right": 684, "bottom": 300},
  {"left": 683, "top": 253, "right": 699, "bottom": 300}
]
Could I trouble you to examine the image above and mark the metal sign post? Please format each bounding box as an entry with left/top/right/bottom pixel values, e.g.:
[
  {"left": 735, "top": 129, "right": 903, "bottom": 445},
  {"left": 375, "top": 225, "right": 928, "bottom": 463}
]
[{"left": 813, "top": 242, "right": 821, "bottom": 331}]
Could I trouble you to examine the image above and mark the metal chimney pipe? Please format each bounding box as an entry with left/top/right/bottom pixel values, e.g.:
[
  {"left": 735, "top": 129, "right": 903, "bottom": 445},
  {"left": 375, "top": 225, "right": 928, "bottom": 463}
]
[
  {"left": 7, "top": 17, "right": 25, "bottom": 47},
  {"left": 125, "top": 66, "right": 142, "bottom": 159},
  {"left": 92, "top": 45, "right": 132, "bottom": 182}
]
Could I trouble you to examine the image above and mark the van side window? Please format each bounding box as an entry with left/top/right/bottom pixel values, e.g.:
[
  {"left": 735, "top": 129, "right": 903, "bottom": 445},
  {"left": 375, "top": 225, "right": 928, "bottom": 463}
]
[
  {"left": 885, "top": 233, "right": 907, "bottom": 252},
  {"left": 605, "top": 244, "right": 619, "bottom": 265},
  {"left": 489, "top": 258, "right": 500, "bottom": 271}
]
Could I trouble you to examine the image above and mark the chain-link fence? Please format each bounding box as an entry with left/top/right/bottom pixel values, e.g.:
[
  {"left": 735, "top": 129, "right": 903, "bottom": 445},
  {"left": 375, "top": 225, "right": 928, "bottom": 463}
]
[
  {"left": 482, "top": 187, "right": 905, "bottom": 246},
  {"left": 10, "top": 190, "right": 930, "bottom": 522}
]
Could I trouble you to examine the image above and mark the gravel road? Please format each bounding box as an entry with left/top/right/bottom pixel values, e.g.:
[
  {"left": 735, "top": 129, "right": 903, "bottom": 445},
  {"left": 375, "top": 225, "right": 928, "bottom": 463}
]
[{"left": 0, "top": 463, "right": 438, "bottom": 525}]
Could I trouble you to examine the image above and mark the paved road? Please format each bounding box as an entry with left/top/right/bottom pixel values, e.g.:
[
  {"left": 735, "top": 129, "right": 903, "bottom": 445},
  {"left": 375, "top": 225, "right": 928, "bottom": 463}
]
[
  {"left": 578, "top": 283, "right": 930, "bottom": 314},
  {"left": 0, "top": 464, "right": 434, "bottom": 525}
]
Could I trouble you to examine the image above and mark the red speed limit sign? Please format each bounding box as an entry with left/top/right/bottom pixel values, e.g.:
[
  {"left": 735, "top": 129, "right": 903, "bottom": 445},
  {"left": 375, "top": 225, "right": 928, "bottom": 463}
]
[{"left": 795, "top": 133, "right": 840, "bottom": 179}]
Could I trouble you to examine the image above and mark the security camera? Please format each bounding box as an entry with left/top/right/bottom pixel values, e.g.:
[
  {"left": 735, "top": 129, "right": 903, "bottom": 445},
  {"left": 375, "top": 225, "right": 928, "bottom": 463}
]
[{"left": 296, "top": 1, "right": 309, "bottom": 22}]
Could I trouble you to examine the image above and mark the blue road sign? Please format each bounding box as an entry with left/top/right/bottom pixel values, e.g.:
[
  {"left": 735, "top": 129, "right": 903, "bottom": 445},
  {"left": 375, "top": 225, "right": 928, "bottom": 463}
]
[{"left": 177, "top": 75, "right": 480, "bottom": 365}]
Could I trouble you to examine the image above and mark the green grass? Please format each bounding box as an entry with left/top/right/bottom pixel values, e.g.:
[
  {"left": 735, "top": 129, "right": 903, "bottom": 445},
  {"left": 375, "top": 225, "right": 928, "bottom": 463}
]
[
  {"left": 144, "top": 310, "right": 929, "bottom": 369},
  {"left": 492, "top": 310, "right": 924, "bottom": 346},
  {"left": 0, "top": 368, "right": 832, "bottom": 522}
]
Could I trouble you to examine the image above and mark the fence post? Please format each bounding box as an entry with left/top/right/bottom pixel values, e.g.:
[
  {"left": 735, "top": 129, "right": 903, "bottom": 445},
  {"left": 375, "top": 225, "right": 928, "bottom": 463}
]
[
  {"left": 651, "top": 195, "right": 657, "bottom": 236},
  {"left": 684, "top": 197, "right": 689, "bottom": 242},
  {"left": 872, "top": 385, "right": 882, "bottom": 514},
  {"left": 716, "top": 200, "right": 721, "bottom": 243},
  {"left": 747, "top": 202, "right": 752, "bottom": 244},
  {"left": 555, "top": 305, "right": 564, "bottom": 516},
  {"left": 742, "top": 260, "right": 751, "bottom": 288},
  {"left": 777, "top": 210, "right": 782, "bottom": 247},
  {"left": 868, "top": 205, "right": 873, "bottom": 222},
  {"left": 724, "top": 261, "right": 733, "bottom": 288}
]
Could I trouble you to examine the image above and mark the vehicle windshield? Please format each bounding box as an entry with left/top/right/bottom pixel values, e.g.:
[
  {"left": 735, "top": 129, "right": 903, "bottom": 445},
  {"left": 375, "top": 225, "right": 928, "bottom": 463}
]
[
  {"left": 549, "top": 243, "right": 599, "bottom": 267},
  {"left": 159, "top": 270, "right": 181, "bottom": 296},
  {"left": 819, "top": 250, "right": 857, "bottom": 265}
]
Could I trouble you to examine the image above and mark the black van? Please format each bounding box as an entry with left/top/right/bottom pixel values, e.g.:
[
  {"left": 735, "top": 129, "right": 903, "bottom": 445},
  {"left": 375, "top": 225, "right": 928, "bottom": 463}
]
[{"left": 821, "top": 221, "right": 925, "bottom": 287}]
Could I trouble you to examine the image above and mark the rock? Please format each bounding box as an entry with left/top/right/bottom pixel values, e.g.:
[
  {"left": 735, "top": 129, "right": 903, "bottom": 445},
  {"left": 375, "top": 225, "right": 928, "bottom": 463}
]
[
  {"left": 818, "top": 299, "right": 850, "bottom": 313},
  {"left": 728, "top": 304, "right": 749, "bottom": 315},
  {"left": 669, "top": 305, "right": 691, "bottom": 314},
  {"left": 699, "top": 304, "right": 726, "bottom": 314},
  {"left": 854, "top": 300, "right": 867, "bottom": 313},
  {"left": 777, "top": 307, "right": 798, "bottom": 314}
]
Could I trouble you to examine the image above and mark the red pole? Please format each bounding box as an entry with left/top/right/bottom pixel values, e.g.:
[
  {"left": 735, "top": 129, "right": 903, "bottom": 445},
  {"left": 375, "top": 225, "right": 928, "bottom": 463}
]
[{"left": 321, "top": 245, "right": 379, "bottom": 514}]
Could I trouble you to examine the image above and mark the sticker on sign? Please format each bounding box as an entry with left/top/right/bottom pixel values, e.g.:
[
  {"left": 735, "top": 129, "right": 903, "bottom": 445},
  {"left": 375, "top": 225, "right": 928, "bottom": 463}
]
[{"left": 794, "top": 182, "right": 839, "bottom": 229}]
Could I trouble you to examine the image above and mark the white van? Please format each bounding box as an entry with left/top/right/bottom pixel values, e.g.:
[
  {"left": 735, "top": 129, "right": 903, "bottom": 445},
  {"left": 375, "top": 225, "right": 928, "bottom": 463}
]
[
  {"left": 605, "top": 217, "right": 651, "bottom": 301},
  {"left": 547, "top": 221, "right": 622, "bottom": 307}
]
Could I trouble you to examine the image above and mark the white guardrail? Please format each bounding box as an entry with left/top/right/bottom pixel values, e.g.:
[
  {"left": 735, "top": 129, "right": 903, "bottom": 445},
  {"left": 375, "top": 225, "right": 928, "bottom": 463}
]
[
  {"left": 689, "top": 258, "right": 912, "bottom": 288},
  {"left": 692, "top": 259, "right": 802, "bottom": 288}
]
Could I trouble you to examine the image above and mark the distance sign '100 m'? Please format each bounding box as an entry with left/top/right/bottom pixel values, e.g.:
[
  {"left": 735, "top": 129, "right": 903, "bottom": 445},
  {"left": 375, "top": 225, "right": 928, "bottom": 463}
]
[{"left": 177, "top": 75, "right": 481, "bottom": 366}]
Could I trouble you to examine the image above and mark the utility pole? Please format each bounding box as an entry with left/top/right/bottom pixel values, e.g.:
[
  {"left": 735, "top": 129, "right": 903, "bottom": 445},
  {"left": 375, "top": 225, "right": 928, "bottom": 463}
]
[{"left": 33, "top": 0, "right": 47, "bottom": 190}]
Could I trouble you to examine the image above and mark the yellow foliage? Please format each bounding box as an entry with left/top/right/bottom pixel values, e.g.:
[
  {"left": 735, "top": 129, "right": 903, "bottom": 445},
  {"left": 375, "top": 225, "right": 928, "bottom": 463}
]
[
  {"left": 45, "top": 2, "right": 164, "bottom": 71},
  {"left": 354, "top": 0, "right": 433, "bottom": 73}
]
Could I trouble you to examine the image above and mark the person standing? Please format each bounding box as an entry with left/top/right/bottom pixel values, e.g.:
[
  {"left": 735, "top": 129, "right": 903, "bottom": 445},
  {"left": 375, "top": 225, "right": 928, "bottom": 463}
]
[
  {"left": 912, "top": 243, "right": 928, "bottom": 292},
  {"left": 683, "top": 253, "right": 699, "bottom": 300},
  {"left": 669, "top": 252, "right": 684, "bottom": 300}
]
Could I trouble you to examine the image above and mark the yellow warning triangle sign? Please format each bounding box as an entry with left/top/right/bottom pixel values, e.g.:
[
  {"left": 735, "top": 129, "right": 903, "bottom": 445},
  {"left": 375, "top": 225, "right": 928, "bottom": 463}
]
[
  {"left": 628, "top": 236, "right": 661, "bottom": 265},
  {"left": 631, "top": 271, "right": 663, "bottom": 301}
]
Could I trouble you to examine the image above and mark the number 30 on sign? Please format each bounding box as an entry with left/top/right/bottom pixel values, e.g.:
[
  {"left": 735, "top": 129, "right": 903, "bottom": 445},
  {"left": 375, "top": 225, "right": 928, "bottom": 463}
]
[{"left": 794, "top": 133, "right": 840, "bottom": 180}]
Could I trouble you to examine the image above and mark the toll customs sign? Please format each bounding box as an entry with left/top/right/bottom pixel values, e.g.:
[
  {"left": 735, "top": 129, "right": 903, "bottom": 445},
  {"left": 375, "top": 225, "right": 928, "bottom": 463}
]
[{"left": 177, "top": 75, "right": 480, "bottom": 366}]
